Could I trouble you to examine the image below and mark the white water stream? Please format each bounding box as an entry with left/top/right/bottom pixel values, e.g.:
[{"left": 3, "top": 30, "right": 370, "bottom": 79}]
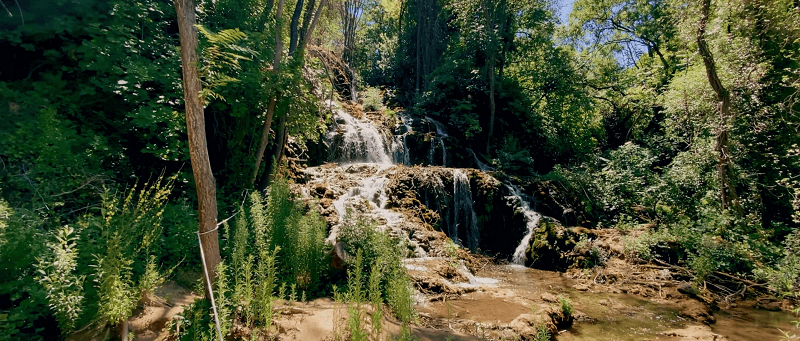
[
  {"left": 327, "top": 108, "right": 392, "bottom": 165},
  {"left": 452, "top": 169, "right": 480, "bottom": 250},
  {"left": 507, "top": 184, "right": 543, "bottom": 265}
]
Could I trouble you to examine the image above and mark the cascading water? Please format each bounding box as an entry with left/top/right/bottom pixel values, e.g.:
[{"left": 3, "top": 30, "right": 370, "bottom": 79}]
[
  {"left": 506, "top": 184, "right": 542, "bottom": 265},
  {"left": 391, "top": 113, "right": 413, "bottom": 166},
  {"left": 327, "top": 108, "right": 392, "bottom": 164},
  {"left": 328, "top": 171, "right": 402, "bottom": 243},
  {"left": 426, "top": 117, "right": 448, "bottom": 167},
  {"left": 467, "top": 148, "right": 493, "bottom": 172},
  {"left": 452, "top": 170, "right": 480, "bottom": 251}
]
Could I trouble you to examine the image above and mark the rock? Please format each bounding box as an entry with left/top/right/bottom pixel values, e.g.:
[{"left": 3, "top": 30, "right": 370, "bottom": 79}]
[
  {"left": 329, "top": 242, "right": 349, "bottom": 270},
  {"left": 662, "top": 325, "right": 727, "bottom": 340},
  {"left": 678, "top": 282, "right": 700, "bottom": 297},
  {"left": 507, "top": 313, "right": 557, "bottom": 339},
  {"left": 571, "top": 310, "right": 595, "bottom": 322},
  {"left": 573, "top": 283, "right": 591, "bottom": 291},
  {"left": 781, "top": 299, "right": 796, "bottom": 311},
  {"left": 541, "top": 292, "right": 559, "bottom": 303},
  {"left": 755, "top": 297, "right": 782, "bottom": 311},
  {"left": 319, "top": 198, "right": 334, "bottom": 209},
  {"left": 544, "top": 305, "right": 573, "bottom": 329},
  {"left": 679, "top": 300, "right": 716, "bottom": 324}
]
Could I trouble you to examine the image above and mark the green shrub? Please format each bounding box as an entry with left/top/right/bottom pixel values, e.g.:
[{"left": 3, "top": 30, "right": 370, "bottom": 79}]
[
  {"left": 362, "top": 87, "right": 384, "bottom": 112},
  {"left": 337, "top": 213, "right": 416, "bottom": 323},
  {"left": 35, "top": 226, "right": 85, "bottom": 336},
  {"left": 558, "top": 295, "right": 572, "bottom": 318},
  {"left": 533, "top": 325, "right": 551, "bottom": 341}
]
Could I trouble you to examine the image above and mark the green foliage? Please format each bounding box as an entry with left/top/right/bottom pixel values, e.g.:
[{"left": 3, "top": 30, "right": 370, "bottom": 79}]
[
  {"left": 558, "top": 295, "right": 572, "bottom": 318},
  {"left": 196, "top": 26, "right": 255, "bottom": 103},
  {"left": 214, "top": 261, "right": 232, "bottom": 337},
  {"left": 92, "top": 176, "right": 174, "bottom": 326},
  {"left": 362, "top": 87, "right": 384, "bottom": 112},
  {"left": 338, "top": 214, "right": 416, "bottom": 323},
  {"left": 533, "top": 325, "right": 551, "bottom": 341},
  {"left": 35, "top": 226, "right": 85, "bottom": 335},
  {"left": 755, "top": 229, "right": 800, "bottom": 297},
  {"left": 779, "top": 307, "right": 800, "bottom": 341}
]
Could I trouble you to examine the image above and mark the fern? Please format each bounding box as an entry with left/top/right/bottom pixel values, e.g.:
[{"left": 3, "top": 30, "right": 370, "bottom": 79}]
[{"left": 196, "top": 25, "right": 256, "bottom": 103}]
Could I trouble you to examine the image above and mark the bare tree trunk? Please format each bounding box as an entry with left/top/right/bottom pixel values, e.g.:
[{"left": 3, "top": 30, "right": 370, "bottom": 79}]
[
  {"left": 289, "top": 0, "right": 305, "bottom": 55},
  {"left": 252, "top": 0, "right": 286, "bottom": 186},
  {"left": 415, "top": 0, "right": 421, "bottom": 94},
  {"left": 486, "top": 57, "right": 495, "bottom": 155},
  {"left": 259, "top": 115, "right": 288, "bottom": 191},
  {"left": 299, "top": 0, "right": 327, "bottom": 51},
  {"left": 485, "top": 0, "right": 502, "bottom": 155},
  {"left": 697, "top": 0, "right": 742, "bottom": 214},
  {"left": 174, "top": 0, "right": 221, "bottom": 287}
]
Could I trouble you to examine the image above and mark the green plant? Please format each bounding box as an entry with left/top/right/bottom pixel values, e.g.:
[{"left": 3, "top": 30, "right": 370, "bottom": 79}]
[
  {"left": 139, "top": 255, "right": 167, "bottom": 299},
  {"left": 35, "top": 226, "right": 85, "bottom": 335},
  {"left": 362, "top": 87, "right": 384, "bottom": 112},
  {"left": 780, "top": 307, "right": 800, "bottom": 341},
  {"left": 558, "top": 294, "right": 572, "bottom": 318},
  {"left": 533, "top": 324, "right": 551, "bottom": 341},
  {"left": 346, "top": 250, "right": 368, "bottom": 341},
  {"left": 338, "top": 213, "right": 416, "bottom": 322},
  {"left": 368, "top": 264, "right": 383, "bottom": 341},
  {"left": 87, "top": 176, "right": 175, "bottom": 337},
  {"left": 256, "top": 246, "right": 279, "bottom": 328},
  {"left": 215, "top": 261, "right": 232, "bottom": 337}
]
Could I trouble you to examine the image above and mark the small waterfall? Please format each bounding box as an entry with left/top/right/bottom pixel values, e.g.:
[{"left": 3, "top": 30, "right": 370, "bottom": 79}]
[
  {"left": 427, "top": 117, "right": 449, "bottom": 137},
  {"left": 425, "top": 117, "right": 448, "bottom": 167},
  {"left": 391, "top": 113, "right": 413, "bottom": 166},
  {"left": 329, "top": 172, "right": 402, "bottom": 243},
  {"left": 452, "top": 170, "right": 480, "bottom": 250},
  {"left": 507, "top": 184, "right": 542, "bottom": 265},
  {"left": 327, "top": 109, "right": 392, "bottom": 164},
  {"left": 467, "top": 148, "right": 493, "bottom": 172},
  {"left": 440, "top": 139, "right": 447, "bottom": 167}
]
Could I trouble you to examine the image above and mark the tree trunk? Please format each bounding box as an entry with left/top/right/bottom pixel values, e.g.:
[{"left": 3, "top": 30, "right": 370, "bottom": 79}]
[
  {"left": 299, "top": 0, "right": 317, "bottom": 43},
  {"left": 251, "top": 0, "right": 286, "bottom": 187},
  {"left": 174, "top": 0, "right": 221, "bottom": 286},
  {"left": 697, "top": 0, "right": 742, "bottom": 215},
  {"left": 415, "top": 0, "right": 421, "bottom": 94},
  {"left": 299, "top": 0, "right": 327, "bottom": 51},
  {"left": 486, "top": 57, "right": 495, "bottom": 155},
  {"left": 259, "top": 114, "right": 288, "bottom": 191},
  {"left": 289, "top": 0, "right": 305, "bottom": 55}
]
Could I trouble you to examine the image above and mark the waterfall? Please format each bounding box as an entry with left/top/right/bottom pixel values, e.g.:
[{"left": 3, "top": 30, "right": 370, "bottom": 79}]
[
  {"left": 425, "top": 117, "right": 449, "bottom": 167},
  {"left": 329, "top": 172, "right": 402, "bottom": 243},
  {"left": 440, "top": 138, "right": 447, "bottom": 167},
  {"left": 467, "top": 148, "right": 493, "bottom": 172},
  {"left": 427, "top": 117, "right": 449, "bottom": 137},
  {"left": 506, "top": 184, "right": 542, "bottom": 265},
  {"left": 327, "top": 109, "right": 392, "bottom": 164},
  {"left": 452, "top": 170, "right": 480, "bottom": 250},
  {"left": 391, "top": 113, "right": 413, "bottom": 165}
]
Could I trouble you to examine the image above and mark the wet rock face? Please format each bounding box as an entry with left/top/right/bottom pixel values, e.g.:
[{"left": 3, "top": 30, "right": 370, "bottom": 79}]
[{"left": 382, "top": 167, "right": 531, "bottom": 257}]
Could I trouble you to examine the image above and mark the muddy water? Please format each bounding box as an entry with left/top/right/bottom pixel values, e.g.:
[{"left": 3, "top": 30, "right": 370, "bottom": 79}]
[{"left": 418, "top": 264, "right": 798, "bottom": 340}]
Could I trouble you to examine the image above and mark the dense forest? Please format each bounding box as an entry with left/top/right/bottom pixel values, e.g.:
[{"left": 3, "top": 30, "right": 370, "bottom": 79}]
[{"left": 1, "top": 0, "right": 799, "bottom": 340}]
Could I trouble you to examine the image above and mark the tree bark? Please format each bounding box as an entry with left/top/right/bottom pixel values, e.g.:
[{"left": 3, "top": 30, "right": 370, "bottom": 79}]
[
  {"left": 174, "top": 0, "right": 221, "bottom": 286},
  {"left": 415, "top": 0, "right": 421, "bottom": 94},
  {"left": 697, "top": 0, "right": 742, "bottom": 215},
  {"left": 251, "top": 0, "right": 286, "bottom": 187},
  {"left": 299, "top": 0, "right": 327, "bottom": 51},
  {"left": 299, "top": 0, "right": 317, "bottom": 43},
  {"left": 289, "top": 0, "right": 305, "bottom": 55},
  {"left": 259, "top": 114, "right": 288, "bottom": 191}
]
